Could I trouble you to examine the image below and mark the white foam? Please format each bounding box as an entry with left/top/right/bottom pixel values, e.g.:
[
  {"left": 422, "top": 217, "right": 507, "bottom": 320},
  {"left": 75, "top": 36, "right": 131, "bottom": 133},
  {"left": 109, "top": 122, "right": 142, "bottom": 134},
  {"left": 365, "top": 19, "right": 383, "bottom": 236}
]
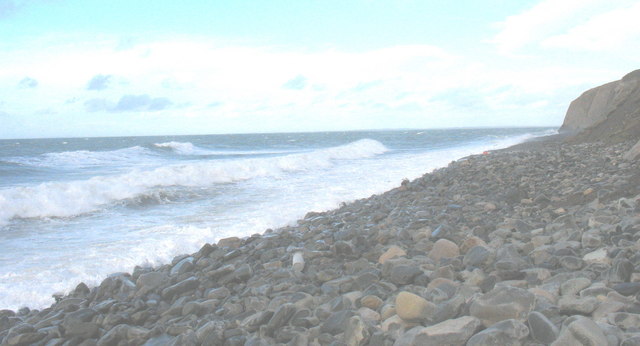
[
  {"left": 0, "top": 139, "right": 389, "bottom": 225},
  {"left": 6, "top": 146, "right": 152, "bottom": 168},
  {"left": 0, "top": 225, "right": 215, "bottom": 310},
  {"left": 154, "top": 141, "right": 202, "bottom": 155}
]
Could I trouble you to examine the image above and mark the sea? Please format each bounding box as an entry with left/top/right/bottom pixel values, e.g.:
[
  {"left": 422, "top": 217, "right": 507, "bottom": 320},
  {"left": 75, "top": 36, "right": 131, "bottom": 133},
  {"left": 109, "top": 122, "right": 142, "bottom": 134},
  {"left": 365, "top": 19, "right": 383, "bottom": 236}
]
[{"left": 0, "top": 128, "right": 556, "bottom": 310}]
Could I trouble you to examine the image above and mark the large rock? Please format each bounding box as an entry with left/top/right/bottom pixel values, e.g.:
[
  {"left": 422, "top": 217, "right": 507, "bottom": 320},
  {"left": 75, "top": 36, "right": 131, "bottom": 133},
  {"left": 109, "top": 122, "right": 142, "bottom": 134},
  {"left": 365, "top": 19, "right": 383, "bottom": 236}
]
[
  {"left": 470, "top": 286, "right": 535, "bottom": 327},
  {"left": 393, "top": 316, "right": 481, "bottom": 346},
  {"left": 395, "top": 291, "right": 437, "bottom": 323},
  {"left": 561, "top": 69, "right": 640, "bottom": 143}
]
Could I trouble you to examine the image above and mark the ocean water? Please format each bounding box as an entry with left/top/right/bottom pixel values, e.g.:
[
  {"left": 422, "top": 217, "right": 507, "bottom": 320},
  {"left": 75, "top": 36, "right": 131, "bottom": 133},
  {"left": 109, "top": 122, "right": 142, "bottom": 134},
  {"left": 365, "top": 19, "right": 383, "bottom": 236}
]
[{"left": 0, "top": 128, "right": 555, "bottom": 310}]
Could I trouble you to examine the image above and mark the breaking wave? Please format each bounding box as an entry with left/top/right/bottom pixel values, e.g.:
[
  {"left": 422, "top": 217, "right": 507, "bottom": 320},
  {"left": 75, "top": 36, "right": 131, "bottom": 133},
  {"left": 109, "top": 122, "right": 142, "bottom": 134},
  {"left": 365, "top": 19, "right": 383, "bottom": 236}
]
[{"left": 0, "top": 139, "right": 388, "bottom": 225}]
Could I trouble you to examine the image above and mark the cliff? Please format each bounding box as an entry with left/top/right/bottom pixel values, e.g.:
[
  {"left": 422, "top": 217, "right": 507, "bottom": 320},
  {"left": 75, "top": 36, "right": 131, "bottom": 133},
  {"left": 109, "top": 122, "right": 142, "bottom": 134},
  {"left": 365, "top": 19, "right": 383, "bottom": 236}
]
[{"left": 561, "top": 69, "right": 640, "bottom": 143}]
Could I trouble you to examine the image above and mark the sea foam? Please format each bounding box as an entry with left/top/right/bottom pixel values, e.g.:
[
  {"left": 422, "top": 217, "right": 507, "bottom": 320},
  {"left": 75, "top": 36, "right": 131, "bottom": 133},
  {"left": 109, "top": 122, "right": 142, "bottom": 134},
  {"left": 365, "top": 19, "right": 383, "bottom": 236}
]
[{"left": 5, "top": 146, "right": 152, "bottom": 168}]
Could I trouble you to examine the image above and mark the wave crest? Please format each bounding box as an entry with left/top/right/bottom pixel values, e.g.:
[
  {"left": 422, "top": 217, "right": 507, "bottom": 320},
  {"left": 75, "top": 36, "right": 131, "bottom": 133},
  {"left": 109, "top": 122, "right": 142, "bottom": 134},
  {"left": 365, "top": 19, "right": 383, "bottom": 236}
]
[
  {"left": 6, "top": 146, "right": 151, "bottom": 168},
  {"left": 0, "top": 139, "right": 388, "bottom": 224}
]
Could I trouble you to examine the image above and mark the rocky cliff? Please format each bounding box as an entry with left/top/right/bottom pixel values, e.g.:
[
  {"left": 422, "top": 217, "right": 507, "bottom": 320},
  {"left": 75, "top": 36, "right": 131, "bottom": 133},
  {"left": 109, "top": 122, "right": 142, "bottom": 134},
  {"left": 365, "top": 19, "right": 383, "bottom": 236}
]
[{"left": 561, "top": 69, "right": 640, "bottom": 143}]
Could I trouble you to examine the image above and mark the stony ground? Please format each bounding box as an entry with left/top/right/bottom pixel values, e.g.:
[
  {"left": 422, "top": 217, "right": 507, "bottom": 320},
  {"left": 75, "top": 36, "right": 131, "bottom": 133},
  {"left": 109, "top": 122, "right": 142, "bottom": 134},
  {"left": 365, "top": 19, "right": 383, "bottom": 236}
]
[{"left": 1, "top": 138, "right": 640, "bottom": 346}]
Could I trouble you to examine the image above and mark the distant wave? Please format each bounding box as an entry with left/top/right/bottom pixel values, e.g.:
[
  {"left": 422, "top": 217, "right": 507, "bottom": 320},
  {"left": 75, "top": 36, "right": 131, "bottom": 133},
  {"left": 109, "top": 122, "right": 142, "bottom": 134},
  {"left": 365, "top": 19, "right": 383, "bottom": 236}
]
[
  {"left": 153, "top": 141, "right": 299, "bottom": 156},
  {"left": 5, "top": 146, "right": 152, "bottom": 168},
  {"left": 154, "top": 141, "right": 205, "bottom": 155},
  {"left": 0, "top": 139, "right": 388, "bottom": 225}
]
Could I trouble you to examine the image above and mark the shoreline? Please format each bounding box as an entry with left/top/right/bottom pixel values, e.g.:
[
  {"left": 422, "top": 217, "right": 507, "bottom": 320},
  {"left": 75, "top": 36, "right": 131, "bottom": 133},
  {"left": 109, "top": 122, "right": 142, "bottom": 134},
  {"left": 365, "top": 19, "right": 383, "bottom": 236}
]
[{"left": 2, "top": 135, "right": 640, "bottom": 345}]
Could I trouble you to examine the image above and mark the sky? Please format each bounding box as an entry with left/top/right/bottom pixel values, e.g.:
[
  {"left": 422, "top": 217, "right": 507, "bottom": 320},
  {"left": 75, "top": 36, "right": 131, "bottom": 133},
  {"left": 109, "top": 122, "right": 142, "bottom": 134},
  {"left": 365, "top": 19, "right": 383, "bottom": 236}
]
[{"left": 1, "top": 0, "right": 639, "bottom": 138}]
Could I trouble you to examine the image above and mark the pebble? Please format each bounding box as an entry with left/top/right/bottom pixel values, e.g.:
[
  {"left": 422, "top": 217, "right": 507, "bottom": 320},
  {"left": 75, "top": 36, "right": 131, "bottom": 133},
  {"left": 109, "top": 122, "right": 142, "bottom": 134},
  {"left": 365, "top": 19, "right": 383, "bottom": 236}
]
[
  {"left": 552, "top": 317, "right": 608, "bottom": 346},
  {"left": 428, "top": 239, "right": 460, "bottom": 262},
  {"left": 528, "top": 311, "right": 559, "bottom": 344},
  {"left": 393, "top": 316, "right": 481, "bottom": 345},
  {"left": 470, "top": 286, "right": 535, "bottom": 327},
  {"left": 378, "top": 245, "right": 407, "bottom": 264}
]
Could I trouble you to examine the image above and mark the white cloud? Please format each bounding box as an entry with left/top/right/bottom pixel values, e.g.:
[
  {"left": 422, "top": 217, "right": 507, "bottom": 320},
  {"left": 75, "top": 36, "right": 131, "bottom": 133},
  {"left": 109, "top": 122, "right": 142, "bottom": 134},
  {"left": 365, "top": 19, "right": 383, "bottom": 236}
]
[
  {"left": 489, "top": 0, "right": 601, "bottom": 53},
  {"left": 488, "top": 0, "right": 640, "bottom": 55},
  {"left": 542, "top": 2, "right": 640, "bottom": 50}
]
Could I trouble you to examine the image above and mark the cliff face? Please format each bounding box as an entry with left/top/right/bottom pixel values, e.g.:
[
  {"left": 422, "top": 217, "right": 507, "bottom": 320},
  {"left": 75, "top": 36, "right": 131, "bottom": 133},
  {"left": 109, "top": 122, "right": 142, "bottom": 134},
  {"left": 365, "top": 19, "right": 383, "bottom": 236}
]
[{"left": 561, "top": 70, "right": 640, "bottom": 143}]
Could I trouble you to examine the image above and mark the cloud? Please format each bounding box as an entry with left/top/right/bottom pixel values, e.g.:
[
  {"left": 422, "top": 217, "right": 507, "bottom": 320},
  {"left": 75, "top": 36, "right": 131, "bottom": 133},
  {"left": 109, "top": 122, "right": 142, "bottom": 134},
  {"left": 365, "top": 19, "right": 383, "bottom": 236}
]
[
  {"left": 148, "top": 97, "right": 172, "bottom": 111},
  {"left": 18, "top": 77, "right": 38, "bottom": 88},
  {"left": 114, "top": 94, "right": 152, "bottom": 111},
  {"left": 433, "top": 88, "right": 488, "bottom": 111},
  {"left": 542, "top": 2, "right": 640, "bottom": 51},
  {"left": 282, "top": 75, "right": 307, "bottom": 90},
  {"left": 488, "top": 0, "right": 602, "bottom": 53},
  {"left": 84, "top": 98, "right": 112, "bottom": 112},
  {"left": 85, "top": 94, "right": 172, "bottom": 113},
  {"left": 86, "top": 74, "right": 112, "bottom": 90}
]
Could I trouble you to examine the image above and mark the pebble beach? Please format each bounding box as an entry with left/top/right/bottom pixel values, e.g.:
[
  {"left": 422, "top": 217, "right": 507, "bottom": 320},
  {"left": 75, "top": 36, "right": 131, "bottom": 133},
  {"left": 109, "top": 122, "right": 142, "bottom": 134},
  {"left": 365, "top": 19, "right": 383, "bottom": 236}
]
[{"left": 1, "top": 134, "right": 639, "bottom": 345}]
